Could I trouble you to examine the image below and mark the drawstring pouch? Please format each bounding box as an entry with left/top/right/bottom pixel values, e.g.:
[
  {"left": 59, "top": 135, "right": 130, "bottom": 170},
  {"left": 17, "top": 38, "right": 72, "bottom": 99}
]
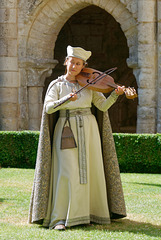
[{"left": 61, "top": 110, "right": 77, "bottom": 149}]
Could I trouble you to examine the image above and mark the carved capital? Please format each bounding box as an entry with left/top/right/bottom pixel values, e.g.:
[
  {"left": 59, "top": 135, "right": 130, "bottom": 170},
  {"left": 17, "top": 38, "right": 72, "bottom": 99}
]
[
  {"left": 126, "top": 57, "right": 138, "bottom": 68},
  {"left": 19, "top": 58, "right": 58, "bottom": 86}
]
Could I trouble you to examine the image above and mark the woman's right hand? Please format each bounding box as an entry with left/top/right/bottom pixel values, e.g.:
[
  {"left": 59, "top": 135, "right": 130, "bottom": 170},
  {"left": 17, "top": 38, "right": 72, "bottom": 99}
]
[{"left": 69, "top": 92, "right": 78, "bottom": 101}]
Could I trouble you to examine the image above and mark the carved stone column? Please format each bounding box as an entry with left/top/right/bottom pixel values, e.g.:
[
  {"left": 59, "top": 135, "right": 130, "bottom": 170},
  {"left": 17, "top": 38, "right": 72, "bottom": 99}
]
[
  {"left": 0, "top": 0, "right": 18, "bottom": 130},
  {"left": 137, "top": 0, "right": 157, "bottom": 133},
  {"left": 18, "top": 58, "right": 58, "bottom": 130},
  {"left": 157, "top": 0, "right": 161, "bottom": 132}
]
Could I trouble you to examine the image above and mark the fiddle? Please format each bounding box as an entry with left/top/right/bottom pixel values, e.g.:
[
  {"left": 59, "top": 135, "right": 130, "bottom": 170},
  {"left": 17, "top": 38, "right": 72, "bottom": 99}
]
[
  {"left": 76, "top": 68, "right": 137, "bottom": 99},
  {"left": 52, "top": 67, "right": 137, "bottom": 109}
]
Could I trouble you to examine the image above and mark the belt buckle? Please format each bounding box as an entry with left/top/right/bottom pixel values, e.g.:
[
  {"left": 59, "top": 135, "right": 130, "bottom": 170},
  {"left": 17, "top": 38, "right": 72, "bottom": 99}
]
[{"left": 77, "top": 110, "right": 81, "bottom": 115}]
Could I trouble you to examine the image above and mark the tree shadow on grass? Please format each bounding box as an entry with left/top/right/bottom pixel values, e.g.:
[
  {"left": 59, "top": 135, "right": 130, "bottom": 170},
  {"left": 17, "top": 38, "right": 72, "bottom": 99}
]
[
  {"left": 124, "top": 182, "right": 161, "bottom": 188},
  {"left": 0, "top": 198, "right": 5, "bottom": 203},
  {"left": 72, "top": 218, "right": 161, "bottom": 238}
]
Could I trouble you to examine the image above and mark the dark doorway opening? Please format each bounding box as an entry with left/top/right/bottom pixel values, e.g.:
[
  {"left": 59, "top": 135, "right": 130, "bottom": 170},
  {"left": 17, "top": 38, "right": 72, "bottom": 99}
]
[{"left": 44, "top": 5, "right": 138, "bottom": 133}]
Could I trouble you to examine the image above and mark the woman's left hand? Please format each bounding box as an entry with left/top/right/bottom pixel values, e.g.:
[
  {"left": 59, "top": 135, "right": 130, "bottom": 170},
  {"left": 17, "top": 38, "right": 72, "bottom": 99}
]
[{"left": 115, "top": 86, "right": 125, "bottom": 95}]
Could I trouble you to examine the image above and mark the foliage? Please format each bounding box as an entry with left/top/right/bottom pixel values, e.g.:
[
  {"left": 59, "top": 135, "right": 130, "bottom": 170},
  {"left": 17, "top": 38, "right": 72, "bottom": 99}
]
[
  {"left": 113, "top": 133, "right": 161, "bottom": 173},
  {"left": 0, "top": 131, "right": 161, "bottom": 173},
  {"left": 0, "top": 131, "right": 39, "bottom": 169}
]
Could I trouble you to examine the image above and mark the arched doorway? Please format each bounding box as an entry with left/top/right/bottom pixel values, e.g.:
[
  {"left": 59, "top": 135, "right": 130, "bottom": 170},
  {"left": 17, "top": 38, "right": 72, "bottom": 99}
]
[{"left": 44, "top": 5, "right": 138, "bottom": 133}]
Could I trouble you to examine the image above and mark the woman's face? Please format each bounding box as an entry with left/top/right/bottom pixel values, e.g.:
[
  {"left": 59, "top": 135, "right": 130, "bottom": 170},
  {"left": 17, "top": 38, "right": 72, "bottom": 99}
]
[{"left": 65, "top": 57, "right": 84, "bottom": 78}]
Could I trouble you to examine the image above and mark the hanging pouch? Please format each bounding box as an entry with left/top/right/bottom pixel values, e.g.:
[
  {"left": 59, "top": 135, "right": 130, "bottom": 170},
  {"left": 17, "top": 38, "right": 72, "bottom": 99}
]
[{"left": 61, "top": 110, "right": 77, "bottom": 149}]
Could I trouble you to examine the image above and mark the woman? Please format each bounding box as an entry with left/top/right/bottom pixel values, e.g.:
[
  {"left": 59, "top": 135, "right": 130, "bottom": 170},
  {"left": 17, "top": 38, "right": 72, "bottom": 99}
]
[{"left": 28, "top": 46, "right": 126, "bottom": 230}]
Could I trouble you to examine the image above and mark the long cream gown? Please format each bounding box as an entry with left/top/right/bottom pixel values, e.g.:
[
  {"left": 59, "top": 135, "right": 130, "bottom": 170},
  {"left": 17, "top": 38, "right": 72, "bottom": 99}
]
[{"left": 42, "top": 75, "right": 118, "bottom": 228}]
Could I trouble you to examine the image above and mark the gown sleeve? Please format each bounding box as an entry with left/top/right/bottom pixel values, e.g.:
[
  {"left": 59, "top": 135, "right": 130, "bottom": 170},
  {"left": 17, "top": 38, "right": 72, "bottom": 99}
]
[
  {"left": 45, "top": 81, "right": 71, "bottom": 114},
  {"left": 92, "top": 90, "right": 119, "bottom": 112}
]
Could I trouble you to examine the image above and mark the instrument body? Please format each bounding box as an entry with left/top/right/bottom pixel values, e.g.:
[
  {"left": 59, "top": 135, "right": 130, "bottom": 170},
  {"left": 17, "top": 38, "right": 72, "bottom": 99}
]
[
  {"left": 76, "top": 68, "right": 115, "bottom": 93},
  {"left": 76, "top": 68, "right": 137, "bottom": 99},
  {"left": 52, "top": 67, "right": 137, "bottom": 109}
]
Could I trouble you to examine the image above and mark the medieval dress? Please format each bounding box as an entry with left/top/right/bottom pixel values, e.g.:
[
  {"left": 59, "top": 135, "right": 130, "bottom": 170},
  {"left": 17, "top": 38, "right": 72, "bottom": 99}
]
[{"left": 28, "top": 75, "right": 126, "bottom": 228}]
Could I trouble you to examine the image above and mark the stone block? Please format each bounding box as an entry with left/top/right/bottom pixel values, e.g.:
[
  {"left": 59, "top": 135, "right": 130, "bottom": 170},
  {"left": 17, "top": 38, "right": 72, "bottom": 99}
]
[
  {"left": 42, "top": 4, "right": 56, "bottom": 19},
  {"left": 137, "top": 105, "right": 156, "bottom": 133},
  {"left": 137, "top": 120, "right": 156, "bottom": 133},
  {"left": 112, "top": 3, "right": 126, "bottom": 20},
  {"left": 126, "top": 32, "right": 137, "bottom": 47},
  {"left": 158, "top": 1, "right": 161, "bottom": 21},
  {"left": 0, "top": 38, "right": 17, "bottom": 56},
  {"left": 18, "top": 87, "right": 28, "bottom": 104},
  {"left": 36, "top": 12, "right": 55, "bottom": 27},
  {"left": 158, "top": 22, "right": 161, "bottom": 43},
  {"left": 0, "top": 72, "right": 19, "bottom": 87},
  {"left": 88, "top": 0, "right": 100, "bottom": 6},
  {"left": 18, "top": 103, "right": 29, "bottom": 128},
  {"left": 125, "top": 0, "right": 138, "bottom": 19},
  {"left": 28, "top": 87, "right": 43, "bottom": 104},
  {"left": 138, "top": 0, "right": 156, "bottom": 22},
  {"left": 0, "top": 103, "right": 17, "bottom": 118},
  {"left": 104, "top": 0, "right": 118, "bottom": 14},
  {"left": 137, "top": 88, "right": 156, "bottom": 107},
  {"left": 53, "top": 0, "right": 69, "bottom": 12},
  {"left": 138, "top": 68, "right": 156, "bottom": 87},
  {"left": 29, "top": 103, "right": 40, "bottom": 118},
  {"left": 137, "top": 105, "right": 156, "bottom": 120},
  {"left": 0, "top": 9, "right": 17, "bottom": 24},
  {"left": 0, "top": 87, "right": 18, "bottom": 103},
  {"left": 0, "top": 118, "right": 17, "bottom": 131},
  {"left": 138, "top": 23, "right": 156, "bottom": 44},
  {"left": 157, "top": 88, "right": 161, "bottom": 106},
  {"left": 29, "top": 103, "right": 43, "bottom": 119},
  {"left": 31, "top": 20, "right": 51, "bottom": 35},
  {"left": 138, "top": 44, "right": 157, "bottom": 68},
  {"left": 47, "top": 1, "right": 64, "bottom": 17},
  {"left": 157, "top": 123, "right": 161, "bottom": 133},
  {"left": 0, "top": 0, "right": 17, "bottom": 8},
  {"left": 29, "top": 29, "right": 53, "bottom": 48},
  {"left": 27, "top": 44, "right": 53, "bottom": 60},
  {"left": 158, "top": 33, "right": 161, "bottom": 44},
  {"left": 120, "top": 15, "right": 136, "bottom": 32},
  {"left": 158, "top": 67, "right": 161, "bottom": 87},
  {"left": 125, "top": 26, "right": 137, "bottom": 38},
  {"left": 18, "top": 68, "right": 27, "bottom": 87},
  {"left": 157, "top": 107, "right": 161, "bottom": 120},
  {"left": 0, "top": 57, "right": 18, "bottom": 71},
  {"left": 29, "top": 118, "right": 41, "bottom": 131},
  {"left": 0, "top": 23, "right": 17, "bottom": 38}
]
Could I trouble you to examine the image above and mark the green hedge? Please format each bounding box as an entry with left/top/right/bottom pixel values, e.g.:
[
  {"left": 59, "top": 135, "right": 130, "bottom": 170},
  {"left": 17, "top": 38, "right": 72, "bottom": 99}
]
[
  {"left": 113, "top": 133, "right": 161, "bottom": 173},
  {"left": 0, "top": 131, "right": 161, "bottom": 173},
  {"left": 0, "top": 131, "right": 39, "bottom": 169}
]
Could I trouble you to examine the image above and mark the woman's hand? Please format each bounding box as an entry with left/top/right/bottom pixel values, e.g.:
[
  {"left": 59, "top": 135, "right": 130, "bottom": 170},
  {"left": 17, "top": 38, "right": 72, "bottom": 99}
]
[
  {"left": 115, "top": 86, "right": 125, "bottom": 95},
  {"left": 69, "top": 92, "right": 78, "bottom": 101}
]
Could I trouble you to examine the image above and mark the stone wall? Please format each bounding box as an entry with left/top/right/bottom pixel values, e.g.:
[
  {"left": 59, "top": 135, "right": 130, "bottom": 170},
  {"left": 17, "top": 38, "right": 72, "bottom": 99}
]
[
  {"left": 47, "top": 5, "right": 138, "bottom": 133},
  {"left": 0, "top": 0, "right": 18, "bottom": 130},
  {"left": 137, "top": 0, "right": 157, "bottom": 133},
  {"left": 0, "top": 0, "right": 160, "bottom": 133},
  {"left": 157, "top": 0, "right": 161, "bottom": 132}
]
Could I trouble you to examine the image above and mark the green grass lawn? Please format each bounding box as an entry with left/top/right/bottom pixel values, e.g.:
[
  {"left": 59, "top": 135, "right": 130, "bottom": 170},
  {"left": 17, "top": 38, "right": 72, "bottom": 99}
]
[{"left": 0, "top": 168, "right": 161, "bottom": 240}]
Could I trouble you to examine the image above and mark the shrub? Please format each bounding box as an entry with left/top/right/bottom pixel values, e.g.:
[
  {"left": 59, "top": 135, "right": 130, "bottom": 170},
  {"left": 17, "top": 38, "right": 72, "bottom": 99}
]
[
  {"left": 0, "top": 131, "right": 161, "bottom": 173},
  {"left": 113, "top": 133, "right": 161, "bottom": 173},
  {"left": 0, "top": 131, "right": 39, "bottom": 169}
]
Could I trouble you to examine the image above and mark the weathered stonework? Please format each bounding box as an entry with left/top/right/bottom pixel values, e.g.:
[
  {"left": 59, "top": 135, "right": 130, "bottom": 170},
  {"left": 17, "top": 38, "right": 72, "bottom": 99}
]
[{"left": 0, "top": 0, "right": 160, "bottom": 133}]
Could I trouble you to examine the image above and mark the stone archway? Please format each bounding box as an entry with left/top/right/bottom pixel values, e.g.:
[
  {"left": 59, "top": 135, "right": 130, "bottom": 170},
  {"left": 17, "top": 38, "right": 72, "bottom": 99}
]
[
  {"left": 44, "top": 5, "right": 138, "bottom": 133},
  {"left": 18, "top": 0, "right": 138, "bottom": 130}
]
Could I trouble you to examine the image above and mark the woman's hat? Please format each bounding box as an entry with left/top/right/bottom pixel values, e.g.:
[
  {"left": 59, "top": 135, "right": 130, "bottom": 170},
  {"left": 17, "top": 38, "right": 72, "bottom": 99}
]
[{"left": 67, "top": 45, "right": 92, "bottom": 61}]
